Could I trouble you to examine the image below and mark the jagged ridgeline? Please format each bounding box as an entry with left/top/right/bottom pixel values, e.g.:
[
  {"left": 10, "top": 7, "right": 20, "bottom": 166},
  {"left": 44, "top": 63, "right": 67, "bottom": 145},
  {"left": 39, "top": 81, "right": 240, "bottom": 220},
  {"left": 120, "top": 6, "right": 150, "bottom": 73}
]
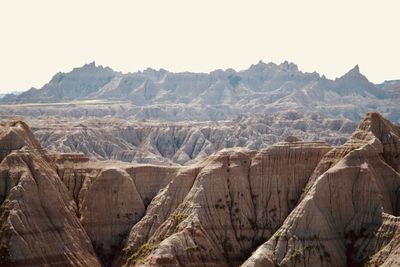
[
  {"left": 0, "top": 112, "right": 400, "bottom": 267},
  {"left": 0, "top": 61, "right": 399, "bottom": 123}
]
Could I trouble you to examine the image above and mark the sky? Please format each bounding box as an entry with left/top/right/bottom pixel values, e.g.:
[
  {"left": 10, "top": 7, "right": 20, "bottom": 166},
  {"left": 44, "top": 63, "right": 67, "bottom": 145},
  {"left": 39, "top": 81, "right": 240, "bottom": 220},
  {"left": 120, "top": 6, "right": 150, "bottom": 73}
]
[{"left": 0, "top": 0, "right": 399, "bottom": 93}]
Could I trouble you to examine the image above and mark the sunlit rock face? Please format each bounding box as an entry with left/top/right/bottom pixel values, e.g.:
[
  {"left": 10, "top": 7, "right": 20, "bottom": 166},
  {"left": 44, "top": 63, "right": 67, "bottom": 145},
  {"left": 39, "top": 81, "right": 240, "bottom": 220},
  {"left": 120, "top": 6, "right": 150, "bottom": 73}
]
[
  {"left": 1, "top": 112, "right": 400, "bottom": 267},
  {"left": 0, "top": 121, "right": 101, "bottom": 267}
]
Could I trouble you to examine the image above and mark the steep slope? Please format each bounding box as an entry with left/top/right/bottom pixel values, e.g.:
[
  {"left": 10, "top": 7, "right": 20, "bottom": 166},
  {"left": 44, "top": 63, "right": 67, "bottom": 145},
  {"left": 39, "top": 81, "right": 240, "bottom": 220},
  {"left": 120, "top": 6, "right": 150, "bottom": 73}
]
[
  {"left": 0, "top": 120, "right": 181, "bottom": 267},
  {"left": 0, "top": 122, "right": 101, "bottom": 266},
  {"left": 1, "top": 113, "right": 399, "bottom": 267},
  {"left": 242, "top": 112, "right": 400, "bottom": 267},
  {"left": 364, "top": 213, "right": 400, "bottom": 266},
  {"left": 118, "top": 141, "right": 332, "bottom": 266},
  {"left": 1, "top": 62, "right": 116, "bottom": 103},
  {"left": 53, "top": 155, "right": 178, "bottom": 266},
  {"left": 329, "top": 65, "right": 385, "bottom": 98}
]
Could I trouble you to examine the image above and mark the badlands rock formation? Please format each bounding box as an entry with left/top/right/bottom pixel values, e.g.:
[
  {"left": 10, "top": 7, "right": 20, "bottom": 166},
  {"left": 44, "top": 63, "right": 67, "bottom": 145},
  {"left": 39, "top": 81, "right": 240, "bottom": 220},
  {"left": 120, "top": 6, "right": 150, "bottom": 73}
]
[
  {"left": 119, "top": 142, "right": 332, "bottom": 267},
  {"left": 242, "top": 112, "right": 400, "bottom": 267},
  {"left": 0, "top": 121, "right": 178, "bottom": 266},
  {"left": 26, "top": 111, "right": 354, "bottom": 165},
  {"left": 0, "top": 121, "right": 101, "bottom": 266},
  {"left": 0, "top": 112, "right": 399, "bottom": 267},
  {"left": 1, "top": 61, "right": 399, "bottom": 124}
]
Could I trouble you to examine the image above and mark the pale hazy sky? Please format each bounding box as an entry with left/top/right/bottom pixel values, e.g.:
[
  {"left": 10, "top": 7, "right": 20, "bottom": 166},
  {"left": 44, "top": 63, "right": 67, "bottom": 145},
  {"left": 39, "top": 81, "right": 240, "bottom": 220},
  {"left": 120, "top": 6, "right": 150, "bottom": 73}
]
[{"left": 0, "top": 0, "right": 399, "bottom": 93}]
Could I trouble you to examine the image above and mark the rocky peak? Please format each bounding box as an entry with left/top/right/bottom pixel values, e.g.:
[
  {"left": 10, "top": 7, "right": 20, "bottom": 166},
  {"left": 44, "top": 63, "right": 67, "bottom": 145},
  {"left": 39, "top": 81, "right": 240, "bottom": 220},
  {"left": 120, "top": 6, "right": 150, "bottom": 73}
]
[
  {"left": 71, "top": 61, "right": 114, "bottom": 75},
  {"left": 330, "top": 65, "right": 385, "bottom": 98},
  {"left": 347, "top": 64, "right": 360, "bottom": 75},
  {"left": 279, "top": 60, "right": 299, "bottom": 72},
  {"left": 337, "top": 64, "right": 367, "bottom": 81},
  {"left": 9, "top": 62, "right": 118, "bottom": 103},
  {"left": 248, "top": 60, "right": 269, "bottom": 72},
  {"left": 0, "top": 120, "right": 42, "bottom": 161},
  {"left": 355, "top": 112, "right": 400, "bottom": 171},
  {"left": 0, "top": 120, "right": 101, "bottom": 266},
  {"left": 356, "top": 112, "right": 399, "bottom": 140},
  {"left": 359, "top": 111, "right": 391, "bottom": 128},
  {"left": 85, "top": 61, "right": 96, "bottom": 68}
]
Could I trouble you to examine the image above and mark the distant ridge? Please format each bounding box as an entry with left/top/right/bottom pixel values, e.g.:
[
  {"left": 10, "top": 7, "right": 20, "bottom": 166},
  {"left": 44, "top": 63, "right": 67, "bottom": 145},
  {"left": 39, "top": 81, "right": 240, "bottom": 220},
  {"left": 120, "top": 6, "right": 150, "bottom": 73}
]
[
  {"left": 0, "top": 61, "right": 399, "bottom": 123},
  {"left": 0, "top": 61, "right": 389, "bottom": 104}
]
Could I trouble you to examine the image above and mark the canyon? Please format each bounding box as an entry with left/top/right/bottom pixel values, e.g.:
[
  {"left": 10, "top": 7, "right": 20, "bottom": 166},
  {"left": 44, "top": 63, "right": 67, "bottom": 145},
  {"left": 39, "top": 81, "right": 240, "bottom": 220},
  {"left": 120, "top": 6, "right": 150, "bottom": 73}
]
[
  {"left": 27, "top": 112, "right": 355, "bottom": 166},
  {"left": 0, "top": 61, "right": 400, "bottom": 266},
  {"left": 0, "top": 112, "right": 399, "bottom": 267}
]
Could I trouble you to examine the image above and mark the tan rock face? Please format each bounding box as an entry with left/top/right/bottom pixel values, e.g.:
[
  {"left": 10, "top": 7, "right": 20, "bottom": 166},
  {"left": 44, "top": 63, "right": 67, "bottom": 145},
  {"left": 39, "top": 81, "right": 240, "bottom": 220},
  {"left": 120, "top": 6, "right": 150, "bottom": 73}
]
[
  {"left": 0, "top": 120, "right": 42, "bottom": 162},
  {"left": 1, "top": 112, "right": 400, "bottom": 267},
  {"left": 29, "top": 113, "right": 354, "bottom": 165},
  {"left": 55, "top": 160, "right": 178, "bottom": 266},
  {"left": 121, "top": 142, "right": 331, "bottom": 267},
  {"left": 364, "top": 213, "right": 400, "bottom": 266},
  {"left": 80, "top": 168, "right": 145, "bottom": 264},
  {"left": 115, "top": 166, "right": 201, "bottom": 267},
  {"left": 242, "top": 112, "right": 400, "bottom": 267},
  {"left": 0, "top": 143, "right": 101, "bottom": 266}
]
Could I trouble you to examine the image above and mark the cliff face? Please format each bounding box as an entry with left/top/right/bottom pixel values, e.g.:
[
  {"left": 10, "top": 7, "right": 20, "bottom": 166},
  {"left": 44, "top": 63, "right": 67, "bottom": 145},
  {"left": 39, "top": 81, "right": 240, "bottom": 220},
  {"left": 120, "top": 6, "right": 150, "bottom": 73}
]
[
  {"left": 0, "top": 112, "right": 399, "bottom": 267},
  {"left": 0, "top": 122, "right": 101, "bottom": 266},
  {"left": 0, "top": 121, "right": 179, "bottom": 266},
  {"left": 119, "top": 142, "right": 332, "bottom": 267},
  {"left": 242, "top": 112, "right": 400, "bottom": 267}
]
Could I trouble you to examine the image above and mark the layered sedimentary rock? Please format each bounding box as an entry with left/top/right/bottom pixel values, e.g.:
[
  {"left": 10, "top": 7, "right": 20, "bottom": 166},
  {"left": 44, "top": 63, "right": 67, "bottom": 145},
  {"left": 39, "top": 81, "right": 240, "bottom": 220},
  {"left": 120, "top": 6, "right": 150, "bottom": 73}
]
[
  {"left": 27, "top": 111, "right": 355, "bottom": 165},
  {"left": 0, "top": 122, "right": 101, "bottom": 266},
  {"left": 119, "top": 142, "right": 332, "bottom": 266},
  {"left": 54, "top": 158, "right": 178, "bottom": 266},
  {"left": 0, "top": 121, "right": 180, "bottom": 266},
  {"left": 1, "top": 61, "right": 400, "bottom": 124},
  {"left": 1, "top": 112, "right": 400, "bottom": 267},
  {"left": 242, "top": 112, "right": 400, "bottom": 267},
  {"left": 0, "top": 121, "right": 42, "bottom": 162}
]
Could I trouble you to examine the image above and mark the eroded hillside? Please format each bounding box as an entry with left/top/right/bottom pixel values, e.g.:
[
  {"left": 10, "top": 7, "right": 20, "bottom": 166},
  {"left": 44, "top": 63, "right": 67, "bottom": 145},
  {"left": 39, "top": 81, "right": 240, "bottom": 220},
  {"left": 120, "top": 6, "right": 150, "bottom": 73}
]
[
  {"left": 27, "top": 111, "right": 355, "bottom": 165},
  {"left": 0, "top": 112, "right": 399, "bottom": 267}
]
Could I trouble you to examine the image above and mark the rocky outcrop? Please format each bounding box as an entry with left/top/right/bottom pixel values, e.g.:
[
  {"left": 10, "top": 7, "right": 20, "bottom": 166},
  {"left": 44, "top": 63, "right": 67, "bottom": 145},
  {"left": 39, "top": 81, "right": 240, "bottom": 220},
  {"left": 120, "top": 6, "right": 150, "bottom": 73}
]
[
  {"left": 364, "top": 213, "right": 400, "bottom": 266},
  {"left": 0, "top": 120, "right": 180, "bottom": 267},
  {"left": 1, "top": 112, "right": 400, "bottom": 267},
  {"left": 120, "top": 142, "right": 332, "bottom": 266},
  {"left": 79, "top": 168, "right": 145, "bottom": 265},
  {"left": 29, "top": 112, "right": 354, "bottom": 165},
  {"left": 55, "top": 159, "right": 178, "bottom": 266},
  {"left": 0, "top": 120, "right": 42, "bottom": 162},
  {"left": 242, "top": 112, "right": 400, "bottom": 267},
  {"left": 0, "top": 123, "right": 101, "bottom": 266}
]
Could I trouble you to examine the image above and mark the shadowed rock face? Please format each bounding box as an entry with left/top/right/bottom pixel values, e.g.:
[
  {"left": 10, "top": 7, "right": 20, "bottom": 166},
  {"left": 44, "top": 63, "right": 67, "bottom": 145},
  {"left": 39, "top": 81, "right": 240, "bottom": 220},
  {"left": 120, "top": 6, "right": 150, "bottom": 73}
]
[
  {"left": 242, "top": 112, "right": 400, "bottom": 267},
  {"left": 0, "top": 112, "right": 400, "bottom": 267},
  {"left": 119, "top": 142, "right": 332, "bottom": 267},
  {"left": 0, "top": 122, "right": 101, "bottom": 266}
]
